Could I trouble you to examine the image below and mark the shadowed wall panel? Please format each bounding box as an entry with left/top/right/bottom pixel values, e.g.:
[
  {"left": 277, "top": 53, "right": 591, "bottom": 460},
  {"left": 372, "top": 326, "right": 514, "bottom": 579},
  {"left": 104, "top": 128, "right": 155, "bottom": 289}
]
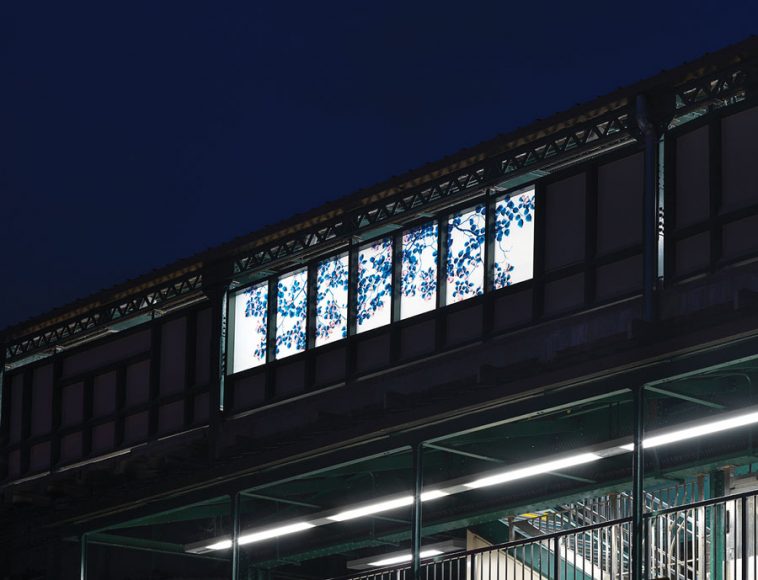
[
  {"left": 598, "top": 153, "right": 643, "bottom": 255},
  {"left": 545, "top": 173, "right": 586, "bottom": 271},
  {"left": 722, "top": 106, "right": 758, "bottom": 212}
]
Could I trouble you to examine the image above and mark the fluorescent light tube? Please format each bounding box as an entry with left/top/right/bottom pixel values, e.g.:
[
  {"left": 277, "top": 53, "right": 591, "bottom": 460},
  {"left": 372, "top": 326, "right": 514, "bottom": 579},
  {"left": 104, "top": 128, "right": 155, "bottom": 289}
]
[
  {"left": 618, "top": 410, "right": 758, "bottom": 452},
  {"left": 368, "top": 549, "right": 443, "bottom": 567},
  {"left": 645, "top": 410, "right": 758, "bottom": 448},
  {"left": 420, "top": 490, "right": 449, "bottom": 501},
  {"left": 328, "top": 496, "right": 414, "bottom": 521},
  {"left": 205, "top": 539, "right": 233, "bottom": 551},
  {"left": 238, "top": 522, "right": 314, "bottom": 545},
  {"left": 464, "top": 452, "right": 601, "bottom": 489}
]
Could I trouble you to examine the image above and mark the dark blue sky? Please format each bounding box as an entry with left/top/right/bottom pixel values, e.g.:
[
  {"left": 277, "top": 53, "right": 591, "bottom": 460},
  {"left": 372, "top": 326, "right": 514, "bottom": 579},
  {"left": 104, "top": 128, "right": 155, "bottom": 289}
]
[{"left": 1, "top": 2, "right": 756, "bottom": 330}]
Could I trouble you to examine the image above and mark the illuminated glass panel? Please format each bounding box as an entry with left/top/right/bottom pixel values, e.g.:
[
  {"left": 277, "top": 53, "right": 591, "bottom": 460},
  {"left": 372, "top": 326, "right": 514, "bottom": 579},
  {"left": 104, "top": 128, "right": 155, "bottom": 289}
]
[
  {"left": 356, "top": 238, "right": 393, "bottom": 333},
  {"left": 232, "top": 282, "right": 268, "bottom": 373},
  {"left": 493, "top": 189, "right": 536, "bottom": 289},
  {"left": 446, "top": 204, "right": 486, "bottom": 304},
  {"left": 316, "top": 253, "right": 349, "bottom": 347},
  {"left": 276, "top": 269, "right": 308, "bottom": 359},
  {"left": 401, "top": 221, "right": 438, "bottom": 319}
]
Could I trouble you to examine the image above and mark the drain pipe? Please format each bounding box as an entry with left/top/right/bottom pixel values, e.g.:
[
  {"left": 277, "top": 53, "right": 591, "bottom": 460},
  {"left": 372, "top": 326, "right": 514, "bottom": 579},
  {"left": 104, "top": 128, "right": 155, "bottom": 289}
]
[{"left": 636, "top": 94, "right": 659, "bottom": 323}]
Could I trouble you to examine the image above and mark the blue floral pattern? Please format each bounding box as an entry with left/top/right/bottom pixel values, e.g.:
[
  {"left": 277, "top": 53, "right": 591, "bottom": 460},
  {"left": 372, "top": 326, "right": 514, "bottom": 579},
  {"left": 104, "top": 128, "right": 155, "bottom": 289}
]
[
  {"left": 233, "top": 282, "right": 268, "bottom": 373},
  {"left": 356, "top": 238, "right": 393, "bottom": 333},
  {"left": 316, "top": 253, "right": 349, "bottom": 346},
  {"left": 493, "top": 189, "right": 536, "bottom": 289},
  {"left": 276, "top": 269, "right": 308, "bottom": 359},
  {"left": 401, "top": 221, "right": 438, "bottom": 319},
  {"left": 446, "top": 204, "right": 486, "bottom": 304}
]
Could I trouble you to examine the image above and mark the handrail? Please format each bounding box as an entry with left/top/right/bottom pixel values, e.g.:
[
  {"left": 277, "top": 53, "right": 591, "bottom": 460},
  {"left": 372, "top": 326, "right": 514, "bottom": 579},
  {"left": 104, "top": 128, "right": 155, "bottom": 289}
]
[{"left": 336, "top": 488, "right": 758, "bottom": 580}]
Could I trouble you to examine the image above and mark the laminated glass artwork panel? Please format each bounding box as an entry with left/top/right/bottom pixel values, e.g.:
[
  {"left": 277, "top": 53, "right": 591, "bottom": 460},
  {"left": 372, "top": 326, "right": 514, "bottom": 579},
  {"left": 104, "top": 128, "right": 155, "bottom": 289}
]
[
  {"left": 401, "top": 221, "right": 438, "bottom": 319},
  {"left": 493, "top": 188, "right": 536, "bottom": 289},
  {"left": 276, "top": 269, "right": 308, "bottom": 359},
  {"left": 446, "top": 204, "right": 486, "bottom": 304},
  {"left": 232, "top": 282, "right": 268, "bottom": 373},
  {"left": 316, "top": 253, "right": 349, "bottom": 346},
  {"left": 356, "top": 238, "right": 393, "bottom": 333}
]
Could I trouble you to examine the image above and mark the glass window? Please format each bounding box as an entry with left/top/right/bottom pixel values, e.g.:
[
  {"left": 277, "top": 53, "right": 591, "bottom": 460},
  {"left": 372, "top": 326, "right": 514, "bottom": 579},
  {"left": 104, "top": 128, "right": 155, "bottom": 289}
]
[
  {"left": 276, "top": 269, "right": 308, "bottom": 359},
  {"left": 401, "top": 221, "right": 438, "bottom": 319},
  {"left": 446, "top": 204, "right": 486, "bottom": 304},
  {"left": 316, "top": 253, "right": 349, "bottom": 347},
  {"left": 356, "top": 238, "right": 393, "bottom": 333},
  {"left": 232, "top": 282, "right": 268, "bottom": 373},
  {"left": 493, "top": 188, "right": 536, "bottom": 289}
]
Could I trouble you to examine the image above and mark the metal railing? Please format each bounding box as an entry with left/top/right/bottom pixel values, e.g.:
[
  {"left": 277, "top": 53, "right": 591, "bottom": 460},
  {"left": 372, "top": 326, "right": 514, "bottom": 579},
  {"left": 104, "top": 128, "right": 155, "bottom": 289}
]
[{"left": 340, "top": 489, "right": 758, "bottom": 580}]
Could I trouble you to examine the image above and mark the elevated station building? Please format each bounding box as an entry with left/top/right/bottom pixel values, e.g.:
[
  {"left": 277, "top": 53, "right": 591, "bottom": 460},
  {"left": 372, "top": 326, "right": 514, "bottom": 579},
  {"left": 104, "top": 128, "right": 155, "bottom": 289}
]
[{"left": 5, "top": 37, "right": 758, "bottom": 580}]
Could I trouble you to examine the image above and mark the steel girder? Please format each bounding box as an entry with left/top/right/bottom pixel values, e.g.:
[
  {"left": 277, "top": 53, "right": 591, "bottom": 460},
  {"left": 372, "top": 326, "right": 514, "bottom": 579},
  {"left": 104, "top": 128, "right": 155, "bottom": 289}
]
[{"left": 4, "top": 274, "right": 203, "bottom": 363}]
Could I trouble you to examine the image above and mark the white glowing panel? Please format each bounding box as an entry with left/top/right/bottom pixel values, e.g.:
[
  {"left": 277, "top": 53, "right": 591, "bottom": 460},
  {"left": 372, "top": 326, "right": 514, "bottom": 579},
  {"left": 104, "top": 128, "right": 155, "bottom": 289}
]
[
  {"left": 401, "top": 221, "right": 438, "bottom": 319},
  {"left": 446, "top": 205, "right": 486, "bottom": 304},
  {"left": 275, "top": 269, "right": 308, "bottom": 359},
  {"left": 316, "top": 253, "right": 349, "bottom": 347},
  {"left": 494, "top": 189, "right": 536, "bottom": 289},
  {"left": 232, "top": 283, "right": 268, "bottom": 373},
  {"left": 357, "top": 238, "right": 393, "bottom": 333}
]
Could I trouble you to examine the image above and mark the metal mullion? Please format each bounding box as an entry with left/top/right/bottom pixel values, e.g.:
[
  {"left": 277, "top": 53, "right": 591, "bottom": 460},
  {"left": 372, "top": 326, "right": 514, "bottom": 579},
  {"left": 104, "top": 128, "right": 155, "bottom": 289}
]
[
  {"left": 709, "top": 117, "right": 723, "bottom": 271},
  {"left": 304, "top": 261, "right": 318, "bottom": 391},
  {"left": 390, "top": 230, "right": 403, "bottom": 363},
  {"left": 531, "top": 182, "right": 547, "bottom": 321},
  {"left": 435, "top": 211, "right": 449, "bottom": 350},
  {"left": 483, "top": 191, "right": 497, "bottom": 338},
  {"left": 345, "top": 240, "right": 359, "bottom": 380},
  {"left": 306, "top": 261, "right": 319, "bottom": 351},
  {"left": 265, "top": 277, "right": 278, "bottom": 400}
]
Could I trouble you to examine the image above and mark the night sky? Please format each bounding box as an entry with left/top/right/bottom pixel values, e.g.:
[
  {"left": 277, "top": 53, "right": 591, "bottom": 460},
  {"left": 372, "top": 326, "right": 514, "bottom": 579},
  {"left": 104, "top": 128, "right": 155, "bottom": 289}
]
[{"left": 1, "top": 2, "right": 756, "bottom": 331}]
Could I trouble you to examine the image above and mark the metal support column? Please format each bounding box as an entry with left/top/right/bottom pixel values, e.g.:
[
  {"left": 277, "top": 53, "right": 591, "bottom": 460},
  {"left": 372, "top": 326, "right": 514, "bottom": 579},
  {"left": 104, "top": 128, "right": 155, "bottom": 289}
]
[
  {"left": 80, "top": 533, "right": 88, "bottom": 580},
  {"left": 232, "top": 492, "right": 241, "bottom": 580},
  {"left": 711, "top": 469, "right": 726, "bottom": 580},
  {"left": 636, "top": 94, "right": 659, "bottom": 323},
  {"left": 632, "top": 385, "right": 645, "bottom": 580},
  {"left": 411, "top": 443, "right": 423, "bottom": 580}
]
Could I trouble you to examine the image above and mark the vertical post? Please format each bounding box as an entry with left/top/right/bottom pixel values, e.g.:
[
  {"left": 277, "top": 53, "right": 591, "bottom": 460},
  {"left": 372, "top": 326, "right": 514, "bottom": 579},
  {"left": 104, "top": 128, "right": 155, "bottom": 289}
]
[
  {"left": 711, "top": 469, "right": 726, "bottom": 580},
  {"left": 412, "top": 443, "right": 423, "bottom": 580},
  {"left": 232, "top": 492, "right": 241, "bottom": 580},
  {"left": 553, "top": 535, "right": 561, "bottom": 580},
  {"left": 742, "top": 495, "right": 748, "bottom": 580},
  {"left": 632, "top": 384, "right": 645, "bottom": 580},
  {"left": 80, "top": 533, "right": 88, "bottom": 580},
  {"left": 218, "top": 285, "right": 229, "bottom": 412},
  {"left": 636, "top": 94, "right": 659, "bottom": 323}
]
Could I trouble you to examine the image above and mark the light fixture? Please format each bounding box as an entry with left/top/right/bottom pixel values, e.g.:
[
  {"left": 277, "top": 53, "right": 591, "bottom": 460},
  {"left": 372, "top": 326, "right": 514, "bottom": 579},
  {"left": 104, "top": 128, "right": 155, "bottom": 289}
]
[
  {"left": 420, "top": 490, "right": 449, "bottom": 501},
  {"left": 368, "top": 549, "right": 443, "bottom": 567},
  {"left": 187, "top": 521, "right": 315, "bottom": 553},
  {"left": 618, "top": 409, "right": 758, "bottom": 452},
  {"left": 346, "top": 540, "right": 465, "bottom": 570},
  {"left": 464, "top": 452, "right": 602, "bottom": 489},
  {"left": 328, "top": 496, "right": 414, "bottom": 522},
  {"left": 238, "top": 521, "right": 314, "bottom": 546},
  {"left": 204, "top": 539, "right": 232, "bottom": 551},
  {"left": 191, "top": 407, "right": 758, "bottom": 556}
]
